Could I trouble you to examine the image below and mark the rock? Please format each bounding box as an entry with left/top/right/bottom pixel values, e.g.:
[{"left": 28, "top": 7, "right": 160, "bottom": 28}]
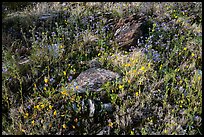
[
  {"left": 87, "top": 58, "right": 102, "bottom": 68},
  {"left": 38, "top": 13, "right": 59, "bottom": 21},
  {"left": 63, "top": 67, "right": 120, "bottom": 117},
  {"left": 96, "top": 126, "right": 110, "bottom": 135},
  {"left": 114, "top": 14, "right": 147, "bottom": 49},
  {"left": 67, "top": 68, "right": 120, "bottom": 93},
  {"left": 2, "top": 131, "right": 8, "bottom": 135}
]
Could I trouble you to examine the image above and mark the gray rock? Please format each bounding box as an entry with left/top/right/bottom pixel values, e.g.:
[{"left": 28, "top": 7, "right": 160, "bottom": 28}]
[
  {"left": 2, "top": 131, "right": 9, "bottom": 135},
  {"left": 66, "top": 68, "right": 120, "bottom": 94},
  {"left": 88, "top": 58, "right": 102, "bottom": 68},
  {"left": 62, "top": 67, "right": 120, "bottom": 117},
  {"left": 39, "top": 13, "right": 58, "bottom": 21},
  {"left": 96, "top": 126, "right": 110, "bottom": 135}
]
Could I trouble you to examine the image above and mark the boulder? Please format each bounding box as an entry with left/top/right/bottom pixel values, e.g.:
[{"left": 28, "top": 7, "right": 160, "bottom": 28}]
[
  {"left": 64, "top": 67, "right": 120, "bottom": 117},
  {"left": 67, "top": 67, "right": 120, "bottom": 94}
]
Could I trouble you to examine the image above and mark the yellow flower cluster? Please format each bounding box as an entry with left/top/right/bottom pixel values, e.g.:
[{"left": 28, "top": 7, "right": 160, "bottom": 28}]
[
  {"left": 140, "top": 66, "right": 145, "bottom": 71},
  {"left": 24, "top": 112, "right": 29, "bottom": 119},
  {"left": 34, "top": 105, "right": 40, "bottom": 110},
  {"left": 124, "top": 63, "right": 131, "bottom": 67},
  {"left": 61, "top": 90, "right": 68, "bottom": 96},
  {"left": 119, "top": 85, "right": 124, "bottom": 89},
  {"left": 59, "top": 45, "right": 64, "bottom": 49},
  {"left": 108, "top": 121, "right": 113, "bottom": 128},
  {"left": 49, "top": 105, "right": 53, "bottom": 110}
]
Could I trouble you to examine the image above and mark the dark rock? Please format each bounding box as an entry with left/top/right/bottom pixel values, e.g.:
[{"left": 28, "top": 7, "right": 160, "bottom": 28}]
[{"left": 114, "top": 14, "right": 150, "bottom": 50}]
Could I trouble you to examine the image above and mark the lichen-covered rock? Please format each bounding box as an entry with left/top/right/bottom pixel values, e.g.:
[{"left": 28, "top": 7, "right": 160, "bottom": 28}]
[{"left": 67, "top": 68, "right": 120, "bottom": 94}]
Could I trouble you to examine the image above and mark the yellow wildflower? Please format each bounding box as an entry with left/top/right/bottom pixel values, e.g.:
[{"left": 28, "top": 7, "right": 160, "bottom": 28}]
[
  {"left": 62, "top": 124, "right": 67, "bottom": 129},
  {"left": 148, "top": 63, "right": 151, "bottom": 68},
  {"left": 61, "top": 90, "right": 68, "bottom": 96},
  {"left": 198, "top": 76, "right": 201, "bottom": 81},
  {"left": 53, "top": 110, "right": 57, "bottom": 116},
  {"left": 179, "top": 80, "right": 182, "bottom": 84},
  {"left": 164, "top": 129, "right": 168, "bottom": 134},
  {"left": 35, "top": 105, "right": 40, "bottom": 110},
  {"left": 125, "top": 63, "right": 131, "bottom": 67},
  {"left": 21, "top": 129, "right": 26, "bottom": 133},
  {"left": 43, "top": 87, "right": 47, "bottom": 91},
  {"left": 44, "top": 77, "right": 48, "bottom": 84},
  {"left": 76, "top": 86, "right": 79, "bottom": 90},
  {"left": 70, "top": 96, "right": 75, "bottom": 102},
  {"left": 133, "top": 69, "right": 137, "bottom": 73},
  {"left": 63, "top": 71, "right": 66, "bottom": 76},
  {"left": 24, "top": 113, "right": 29, "bottom": 119},
  {"left": 40, "top": 104, "right": 45, "bottom": 109},
  {"left": 34, "top": 83, "right": 37, "bottom": 88},
  {"left": 59, "top": 45, "right": 64, "bottom": 49},
  {"left": 135, "top": 92, "right": 139, "bottom": 97},
  {"left": 191, "top": 53, "right": 195, "bottom": 57},
  {"left": 159, "top": 64, "right": 163, "bottom": 70},
  {"left": 49, "top": 105, "right": 53, "bottom": 110},
  {"left": 175, "top": 68, "right": 180, "bottom": 72},
  {"left": 183, "top": 47, "right": 187, "bottom": 51},
  {"left": 140, "top": 66, "right": 145, "bottom": 71},
  {"left": 72, "top": 125, "right": 75, "bottom": 129},
  {"left": 130, "top": 130, "right": 134, "bottom": 135},
  {"left": 32, "top": 120, "right": 35, "bottom": 126},
  {"left": 119, "top": 85, "right": 124, "bottom": 89},
  {"left": 128, "top": 80, "right": 131, "bottom": 84},
  {"left": 108, "top": 121, "right": 113, "bottom": 128}
]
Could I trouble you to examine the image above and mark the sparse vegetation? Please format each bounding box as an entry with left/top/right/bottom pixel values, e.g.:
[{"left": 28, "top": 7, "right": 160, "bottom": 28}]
[{"left": 2, "top": 2, "right": 202, "bottom": 135}]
